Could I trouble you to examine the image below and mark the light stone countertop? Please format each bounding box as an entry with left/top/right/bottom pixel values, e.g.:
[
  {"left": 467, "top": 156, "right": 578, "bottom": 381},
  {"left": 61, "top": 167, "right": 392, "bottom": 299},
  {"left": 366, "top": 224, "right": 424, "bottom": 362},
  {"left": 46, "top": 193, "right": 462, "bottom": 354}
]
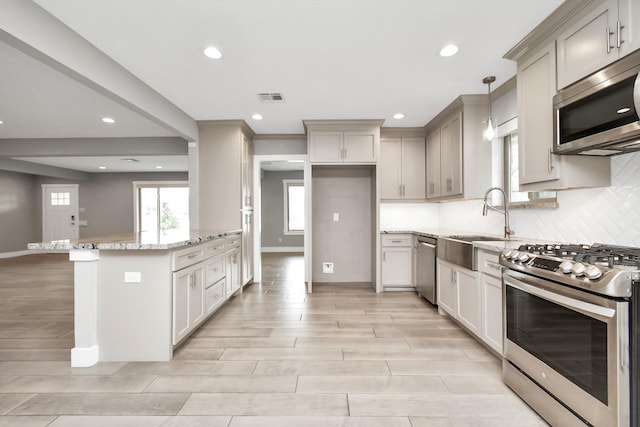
[
  {"left": 382, "top": 228, "right": 527, "bottom": 253},
  {"left": 28, "top": 229, "right": 242, "bottom": 251}
]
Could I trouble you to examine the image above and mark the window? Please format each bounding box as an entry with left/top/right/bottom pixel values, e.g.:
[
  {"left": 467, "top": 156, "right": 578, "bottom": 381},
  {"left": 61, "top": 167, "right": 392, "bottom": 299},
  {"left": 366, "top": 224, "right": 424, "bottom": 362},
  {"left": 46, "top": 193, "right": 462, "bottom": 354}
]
[
  {"left": 50, "top": 192, "right": 71, "bottom": 206},
  {"left": 504, "top": 132, "right": 556, "bottom": 206},
  {"left": 134, "top": 182, "right": 189, "bottom": 234},
  {"left": 283, "top": 179, "right": 304, "bottom": 234}
]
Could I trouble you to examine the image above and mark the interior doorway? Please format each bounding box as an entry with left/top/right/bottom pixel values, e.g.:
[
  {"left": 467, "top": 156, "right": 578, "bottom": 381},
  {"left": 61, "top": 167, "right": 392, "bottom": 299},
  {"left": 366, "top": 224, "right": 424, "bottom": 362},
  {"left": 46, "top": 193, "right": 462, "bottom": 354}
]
[
  {"left": 42, "top": 184, "right": 79, "bottom": 241},
  {"left": 252, "top": 154, "right": 310, "bottom": 291}
]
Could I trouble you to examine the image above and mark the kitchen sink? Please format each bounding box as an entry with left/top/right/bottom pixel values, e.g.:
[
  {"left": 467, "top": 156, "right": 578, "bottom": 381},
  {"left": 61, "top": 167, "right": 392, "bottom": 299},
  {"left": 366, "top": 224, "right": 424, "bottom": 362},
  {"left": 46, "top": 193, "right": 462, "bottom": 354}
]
[{"left": 438, "top": 235, "right": 507, "bottom": 270}]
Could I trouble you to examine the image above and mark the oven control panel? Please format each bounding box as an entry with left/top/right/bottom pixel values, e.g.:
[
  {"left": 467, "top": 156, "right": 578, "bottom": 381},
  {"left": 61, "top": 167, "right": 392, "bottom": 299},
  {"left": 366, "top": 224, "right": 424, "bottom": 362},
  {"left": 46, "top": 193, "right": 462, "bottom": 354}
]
[{"left": 528, "top": 256, "right": 561, "bottom": 272}]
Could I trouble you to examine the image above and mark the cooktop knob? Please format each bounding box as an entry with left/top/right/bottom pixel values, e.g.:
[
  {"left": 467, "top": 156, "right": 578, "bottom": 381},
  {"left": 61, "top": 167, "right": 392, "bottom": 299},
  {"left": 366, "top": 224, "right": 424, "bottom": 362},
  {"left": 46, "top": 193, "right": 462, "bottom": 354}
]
[
  {"left": 517, "top": 252, "right": 530, "bottom": 262},
  {"left": 584, "top": 265, "right": 603, "bottom": 280},
  {"left": 571, "top": 263, "right": 586, "bottom": 276},
  {"left": 510, "top": 251, "right": 520, "bottom": 260},
  {"left": 559, "top": 260, "right": 574, "bottom": 274}
]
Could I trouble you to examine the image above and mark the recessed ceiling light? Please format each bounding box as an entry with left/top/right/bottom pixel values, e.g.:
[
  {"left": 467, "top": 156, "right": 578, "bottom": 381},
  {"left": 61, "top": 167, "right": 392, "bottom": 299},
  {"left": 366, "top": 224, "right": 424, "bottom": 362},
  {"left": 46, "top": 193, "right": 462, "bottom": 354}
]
[
  {"left": 617, "top": 107, "right": 631, "bottom": 114},
  {"left": 0, "top": 120, "right": 4, "bottom": 124},
  {"left": 251, "top": 113, "right": 263, "bottom": 120},
  {"left": 98, "top": 166, "right": 107, "bottom": 170},
  {"left": 102, "top": 117, "right": 115, "bottom": 124},
  {"left": 393, "top": 113, "right": 405, "bottom": 119},
  {"left": 287, "top": 160, "right": 304, "bottom": 163},
  {"left": 203, "top": 46, "right": 222, "bottom": 59},
  {"left": 439, "top": 44, "right": 459, "bottom": 57},
  {"left": 155, "top": 165, "right": 163, "bottom": 169}
]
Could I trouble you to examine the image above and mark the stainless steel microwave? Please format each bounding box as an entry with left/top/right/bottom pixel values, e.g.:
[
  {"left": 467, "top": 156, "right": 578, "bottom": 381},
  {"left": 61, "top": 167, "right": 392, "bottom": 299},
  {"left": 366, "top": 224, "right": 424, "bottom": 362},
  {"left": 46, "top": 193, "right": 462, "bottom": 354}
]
[{"left": 553, "top": 49, "right": 640, "bottom": 156}]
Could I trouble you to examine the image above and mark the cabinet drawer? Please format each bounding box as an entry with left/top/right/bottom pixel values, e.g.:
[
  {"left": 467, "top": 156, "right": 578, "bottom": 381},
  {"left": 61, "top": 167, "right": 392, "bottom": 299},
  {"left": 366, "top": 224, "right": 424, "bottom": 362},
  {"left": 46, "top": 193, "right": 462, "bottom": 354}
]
[
  {"left": 477, "top": 249, "right": 502, "bottom": 279},
  {"left": 173, "top": 244, "right": 205, "bottom": 271},
  {"left": 205, "top": 279, "right": 225, "bottom": 314},
  {"left": 205, "top": 254, "right": 225, "bottom": 286},
  {"left": 382, "top": 234, "right": 412, "bottom": 247},
  {"left": 206, "top": 238, "right": 226, "bottom": 257},
  {"left": 226, "top": 234, "right": 241, "bottom": 250}
]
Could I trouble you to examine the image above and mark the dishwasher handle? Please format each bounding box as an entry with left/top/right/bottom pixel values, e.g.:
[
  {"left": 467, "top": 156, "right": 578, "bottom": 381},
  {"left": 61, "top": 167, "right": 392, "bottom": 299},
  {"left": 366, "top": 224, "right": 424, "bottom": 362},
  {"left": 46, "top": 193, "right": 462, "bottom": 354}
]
[{"left": 419, "top": 242, "right": 436, "bottom": 249}]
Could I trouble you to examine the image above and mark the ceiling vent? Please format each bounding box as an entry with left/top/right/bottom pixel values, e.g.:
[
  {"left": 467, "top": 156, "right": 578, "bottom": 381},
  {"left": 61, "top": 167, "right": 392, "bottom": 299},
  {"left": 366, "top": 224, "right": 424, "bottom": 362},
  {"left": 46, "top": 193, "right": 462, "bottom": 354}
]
[
  {"left": 121, "top": 158, "right": 140, "bottom": 162},
  {"left": 257, "top": 92, "right": 285, "bottom": 102}
]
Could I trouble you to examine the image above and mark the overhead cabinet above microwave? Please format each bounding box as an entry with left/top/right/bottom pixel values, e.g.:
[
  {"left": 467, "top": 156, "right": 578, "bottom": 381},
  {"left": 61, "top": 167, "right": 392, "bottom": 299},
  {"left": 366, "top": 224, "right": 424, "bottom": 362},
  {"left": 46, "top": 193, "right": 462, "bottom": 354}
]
[{"left": 556, "top": 0, "right": 639, "bottom": 89}]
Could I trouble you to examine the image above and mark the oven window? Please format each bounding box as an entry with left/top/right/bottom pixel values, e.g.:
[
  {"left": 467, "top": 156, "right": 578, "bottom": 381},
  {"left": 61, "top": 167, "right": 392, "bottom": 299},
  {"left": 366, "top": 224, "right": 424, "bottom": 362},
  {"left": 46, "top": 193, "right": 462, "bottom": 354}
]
[{"left": 506, "top": 285, "right": 608, "bottom": 404}]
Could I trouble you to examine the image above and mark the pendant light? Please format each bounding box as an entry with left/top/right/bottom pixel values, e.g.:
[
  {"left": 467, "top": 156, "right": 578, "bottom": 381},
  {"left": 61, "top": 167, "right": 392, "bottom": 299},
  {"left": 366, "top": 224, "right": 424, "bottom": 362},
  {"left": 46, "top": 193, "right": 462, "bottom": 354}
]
[{"left": 483, "top": 76, "right": 496, "bottom": 141}]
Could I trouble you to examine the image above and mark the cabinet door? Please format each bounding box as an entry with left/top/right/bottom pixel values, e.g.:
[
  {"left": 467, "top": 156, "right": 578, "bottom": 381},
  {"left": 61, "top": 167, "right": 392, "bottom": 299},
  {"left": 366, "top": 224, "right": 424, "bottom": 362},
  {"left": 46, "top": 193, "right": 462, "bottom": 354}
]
[
  {"left": 481, "top": 273, "right": 503, "bottom": 354},
  {"left": 309, "top": 131, "right": 343, "bottom": 162},
  {"left": 380, "top": 138, "right": 402, "bottom": 199},
  {"left": 557, "top": 1, "right": 618, "bottom": 89},
  {"left": 436, "top": 260, "right": 456, "bottom": 316},
  {"left": 227, "top": 248, "right": 240, "bottom": 295},
  {"left": 401, "top": 137, "right": 426, "bottom": 199},
  {"left": 172, "top": 268, "right": 191, "bottom": 345},
  {"left": 517, "top": 42, "right": 559, "bottom": 185},
  {"left": 344, "top": 131, "right": 376, "bottom": 162},
  {"left": 173, "top": 263, "right": 204, "bottom": 345},
  {"left": 241, "top": 134, "right": 253, "bottom": 209},
  {"left": 440, "top": 113, "right": 462, "bottom": 197},
  {"left": 456, "top": 268, "right": 481, "bottom": 338},
  {"left": 381, "top": 247, "right": 413, "bottom": 286},
  {"left": 242, "top": 211, "right": 253, "bottom": 286},
  {"left": 426, "top": 129, "right": 441, "bottom": 199},
  {"left": 189, "top": 265, "right": 205, "bottom": 327}
]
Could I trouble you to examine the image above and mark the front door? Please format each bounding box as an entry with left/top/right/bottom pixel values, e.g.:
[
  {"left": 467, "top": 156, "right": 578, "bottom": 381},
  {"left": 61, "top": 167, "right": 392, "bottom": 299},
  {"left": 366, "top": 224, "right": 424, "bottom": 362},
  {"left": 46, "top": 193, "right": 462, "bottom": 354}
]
[{"left": 42, "top": 184, "right": 79, "bottom": 241}]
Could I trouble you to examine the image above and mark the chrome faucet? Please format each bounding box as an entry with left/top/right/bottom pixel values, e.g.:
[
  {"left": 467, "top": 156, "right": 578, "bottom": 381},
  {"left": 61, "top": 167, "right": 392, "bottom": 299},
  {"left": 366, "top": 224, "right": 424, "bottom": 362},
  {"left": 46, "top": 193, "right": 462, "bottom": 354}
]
[{"left": 482, "top": 187, "right": 515, "bottom": 239}]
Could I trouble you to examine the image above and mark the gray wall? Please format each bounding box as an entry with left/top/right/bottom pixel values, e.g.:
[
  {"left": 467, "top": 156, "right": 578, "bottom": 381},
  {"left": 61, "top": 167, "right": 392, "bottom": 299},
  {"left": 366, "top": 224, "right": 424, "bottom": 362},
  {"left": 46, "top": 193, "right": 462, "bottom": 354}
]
[
  {"left": 33, "top": 172, "right": 188, "bottom": 239},
  {"left": 254, "top": 138, "right": 307, "bottom": 155},
  {"left": 0, "top": 169, "right": 190, "bottom": 253},
  {"left": 0, "top": 170, "right": 39, "bottom": 253},
  {"left": 261, "top": 170, "right": 304, "bottom": 250},
  {"left": 312, "top": 166, "right": 373, "bottom": 283}
]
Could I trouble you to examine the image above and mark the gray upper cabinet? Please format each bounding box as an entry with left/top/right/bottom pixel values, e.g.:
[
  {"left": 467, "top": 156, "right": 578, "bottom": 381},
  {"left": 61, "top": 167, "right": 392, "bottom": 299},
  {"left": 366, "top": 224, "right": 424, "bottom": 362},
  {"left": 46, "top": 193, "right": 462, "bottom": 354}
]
[
  {"left": 380, "top": 136, "right": 426, "bottom": 200},
  {"left": 425, "top": 96, "right": 490, "bottom": 201},
  {"left": 556, "top": 0, "right": 640, "bottom": 89},
  {"left": 508, "top": 3, "right": 613, "bottom": 191},
  {"left": 306, "top": 121, "right": 382, "bottom": 164},
  {"left": 556, "top": 0, "right": 639, "bottom": 89}
]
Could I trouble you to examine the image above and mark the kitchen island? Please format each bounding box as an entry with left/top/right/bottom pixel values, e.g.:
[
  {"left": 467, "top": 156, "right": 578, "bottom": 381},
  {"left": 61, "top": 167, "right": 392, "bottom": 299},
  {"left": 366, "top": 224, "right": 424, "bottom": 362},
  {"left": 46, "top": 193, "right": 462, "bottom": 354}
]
[{"left": 28, "top": 229, "right": 242, "bottom": 367}]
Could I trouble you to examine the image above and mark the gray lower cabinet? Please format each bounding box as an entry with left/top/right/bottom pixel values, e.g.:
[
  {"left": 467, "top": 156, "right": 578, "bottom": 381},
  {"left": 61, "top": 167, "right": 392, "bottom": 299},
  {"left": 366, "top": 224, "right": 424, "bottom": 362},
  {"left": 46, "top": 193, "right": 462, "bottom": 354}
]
[
  {"left": 381, "top": 234, "right": 414, "bottom": 290},
  {"left": 436, "top": 258, "right": 481, "bottom": 338}
]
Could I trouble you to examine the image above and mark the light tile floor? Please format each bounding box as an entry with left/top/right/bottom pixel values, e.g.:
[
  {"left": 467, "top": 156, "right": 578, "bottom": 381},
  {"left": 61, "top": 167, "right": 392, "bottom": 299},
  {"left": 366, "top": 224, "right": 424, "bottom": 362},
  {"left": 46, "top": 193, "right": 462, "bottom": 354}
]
[{"left": 0, "top": 253, "right": 548, "bottom": 426}]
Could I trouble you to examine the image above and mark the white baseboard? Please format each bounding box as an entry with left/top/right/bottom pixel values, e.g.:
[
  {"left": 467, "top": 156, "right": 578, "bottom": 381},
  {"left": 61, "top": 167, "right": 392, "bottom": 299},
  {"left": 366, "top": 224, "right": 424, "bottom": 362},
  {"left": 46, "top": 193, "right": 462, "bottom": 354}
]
[
  {"left": 71, "top": 345, "right": 99, "bottom": 367},
  {"left": 261, "top": 246, "right": 304, "bottom": 253},
  {"left": 0, "top": 249, "right": 68, "bottom": 259}
]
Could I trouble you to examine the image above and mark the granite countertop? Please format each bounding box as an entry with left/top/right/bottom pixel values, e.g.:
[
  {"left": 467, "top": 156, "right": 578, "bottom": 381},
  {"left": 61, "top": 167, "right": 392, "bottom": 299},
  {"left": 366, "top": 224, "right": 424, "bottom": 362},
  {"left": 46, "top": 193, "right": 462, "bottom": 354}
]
[
  {"left": 28, "top": 229, "right": 242, "bottom": 251},
  {"left": 382, "top": 228, "right": 527, "bottom": 252}
]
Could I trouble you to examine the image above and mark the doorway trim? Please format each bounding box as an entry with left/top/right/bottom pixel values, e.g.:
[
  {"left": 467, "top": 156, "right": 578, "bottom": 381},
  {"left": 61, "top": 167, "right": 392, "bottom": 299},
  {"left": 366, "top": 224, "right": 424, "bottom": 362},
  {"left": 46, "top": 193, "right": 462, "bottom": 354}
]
[{"left": 253, "top": 154, "right": 310, "bottom": 291}]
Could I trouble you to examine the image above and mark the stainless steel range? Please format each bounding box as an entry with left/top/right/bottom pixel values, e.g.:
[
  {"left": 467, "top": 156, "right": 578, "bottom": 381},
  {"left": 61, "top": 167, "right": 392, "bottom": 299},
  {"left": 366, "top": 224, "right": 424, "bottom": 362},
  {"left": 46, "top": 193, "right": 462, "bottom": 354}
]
[{"left": 500, "top": 243, "right": 640, "bottom": 427}]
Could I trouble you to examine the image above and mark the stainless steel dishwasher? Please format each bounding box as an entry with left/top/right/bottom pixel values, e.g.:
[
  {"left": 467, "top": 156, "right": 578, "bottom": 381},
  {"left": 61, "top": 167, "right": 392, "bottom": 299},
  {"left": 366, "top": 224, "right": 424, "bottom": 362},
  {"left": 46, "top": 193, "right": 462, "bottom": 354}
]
[{"left": 416, "top": 235, "right": 437, "bottom": 305}]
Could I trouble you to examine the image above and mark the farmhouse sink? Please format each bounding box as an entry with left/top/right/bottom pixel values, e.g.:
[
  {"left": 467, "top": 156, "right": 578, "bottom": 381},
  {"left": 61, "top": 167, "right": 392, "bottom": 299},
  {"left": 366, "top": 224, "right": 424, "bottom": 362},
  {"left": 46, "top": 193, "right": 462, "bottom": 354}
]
[{"left": 437, "top": 235, "right": 507, "bottom": 270}]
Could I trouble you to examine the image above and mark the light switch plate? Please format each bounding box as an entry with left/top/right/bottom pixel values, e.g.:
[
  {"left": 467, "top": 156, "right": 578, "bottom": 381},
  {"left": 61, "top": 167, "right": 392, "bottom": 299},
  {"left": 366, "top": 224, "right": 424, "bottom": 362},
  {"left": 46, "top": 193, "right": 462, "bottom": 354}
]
[
  {"left": 124, "top": 272, "right": 141, "bottom": 283},
  {"left": 333, "top": 213, "right": 339, "bottom": 221}
]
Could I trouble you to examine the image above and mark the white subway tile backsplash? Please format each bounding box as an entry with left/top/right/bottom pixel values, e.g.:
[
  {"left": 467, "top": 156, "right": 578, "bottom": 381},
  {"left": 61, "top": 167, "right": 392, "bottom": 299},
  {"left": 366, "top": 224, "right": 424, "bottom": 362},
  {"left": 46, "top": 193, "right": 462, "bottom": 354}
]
[{"left": 381, "top": 152, "right": 640, "bottom": 246}]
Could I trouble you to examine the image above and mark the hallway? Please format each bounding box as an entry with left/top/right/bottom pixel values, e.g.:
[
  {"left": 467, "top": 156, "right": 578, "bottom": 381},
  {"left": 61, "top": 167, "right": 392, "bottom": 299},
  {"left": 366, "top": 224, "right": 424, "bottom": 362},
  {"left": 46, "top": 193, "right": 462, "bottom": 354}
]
[{"left": 0, "top": 253, "right": 546, "bottom": 426}]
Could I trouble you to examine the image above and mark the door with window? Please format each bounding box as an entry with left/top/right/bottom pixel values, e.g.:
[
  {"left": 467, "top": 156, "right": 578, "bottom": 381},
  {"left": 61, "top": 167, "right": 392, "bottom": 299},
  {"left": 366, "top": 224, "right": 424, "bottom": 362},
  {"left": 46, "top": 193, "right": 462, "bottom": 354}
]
[{"left": 42, "top": 184, "right": 79, "bottom": 241}]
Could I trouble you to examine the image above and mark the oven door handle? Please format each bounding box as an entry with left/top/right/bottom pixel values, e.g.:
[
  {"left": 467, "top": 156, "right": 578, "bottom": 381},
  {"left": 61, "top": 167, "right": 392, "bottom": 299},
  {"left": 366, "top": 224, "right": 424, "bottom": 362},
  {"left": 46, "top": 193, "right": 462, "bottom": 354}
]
[{"left": 504, "top": 272, "right": 616, "bottom": 320}]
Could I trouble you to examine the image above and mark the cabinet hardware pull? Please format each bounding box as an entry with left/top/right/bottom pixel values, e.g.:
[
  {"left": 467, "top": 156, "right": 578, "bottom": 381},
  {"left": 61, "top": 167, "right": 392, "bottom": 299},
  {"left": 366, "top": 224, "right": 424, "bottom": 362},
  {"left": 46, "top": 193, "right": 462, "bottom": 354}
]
[
  {"left": 548, "top": 148, "right": 554, "bottom": 172},
  {"left": 606, "top": 26, "right": 614, "bottom": 53},
  {"left": 188, "top": 253, "right": 199, "bottom": 259},
  {"left": 617, "top": 20, "right": 625, "bottom": 48}
]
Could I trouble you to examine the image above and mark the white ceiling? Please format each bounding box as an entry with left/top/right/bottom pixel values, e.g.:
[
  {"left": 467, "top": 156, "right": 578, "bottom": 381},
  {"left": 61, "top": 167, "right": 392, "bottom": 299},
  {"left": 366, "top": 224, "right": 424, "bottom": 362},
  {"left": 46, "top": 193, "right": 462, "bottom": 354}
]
[{"left": 1, "top": 0, "right": 564, "bottom": 173}]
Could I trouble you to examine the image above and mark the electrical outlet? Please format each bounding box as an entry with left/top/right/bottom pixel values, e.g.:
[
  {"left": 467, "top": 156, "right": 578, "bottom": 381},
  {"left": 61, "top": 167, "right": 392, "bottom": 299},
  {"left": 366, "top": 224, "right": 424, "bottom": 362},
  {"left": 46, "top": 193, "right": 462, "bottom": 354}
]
[{"left": 322, "top": 262, "right": 334, "bottom": 274}]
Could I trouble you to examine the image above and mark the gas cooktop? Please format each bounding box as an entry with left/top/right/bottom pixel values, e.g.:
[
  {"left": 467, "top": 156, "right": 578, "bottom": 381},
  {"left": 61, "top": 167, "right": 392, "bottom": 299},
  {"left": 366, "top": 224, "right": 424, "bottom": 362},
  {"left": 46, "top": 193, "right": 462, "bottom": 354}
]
[{"left": 500, "top": 243, "right": 640, "bottom": 298}]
